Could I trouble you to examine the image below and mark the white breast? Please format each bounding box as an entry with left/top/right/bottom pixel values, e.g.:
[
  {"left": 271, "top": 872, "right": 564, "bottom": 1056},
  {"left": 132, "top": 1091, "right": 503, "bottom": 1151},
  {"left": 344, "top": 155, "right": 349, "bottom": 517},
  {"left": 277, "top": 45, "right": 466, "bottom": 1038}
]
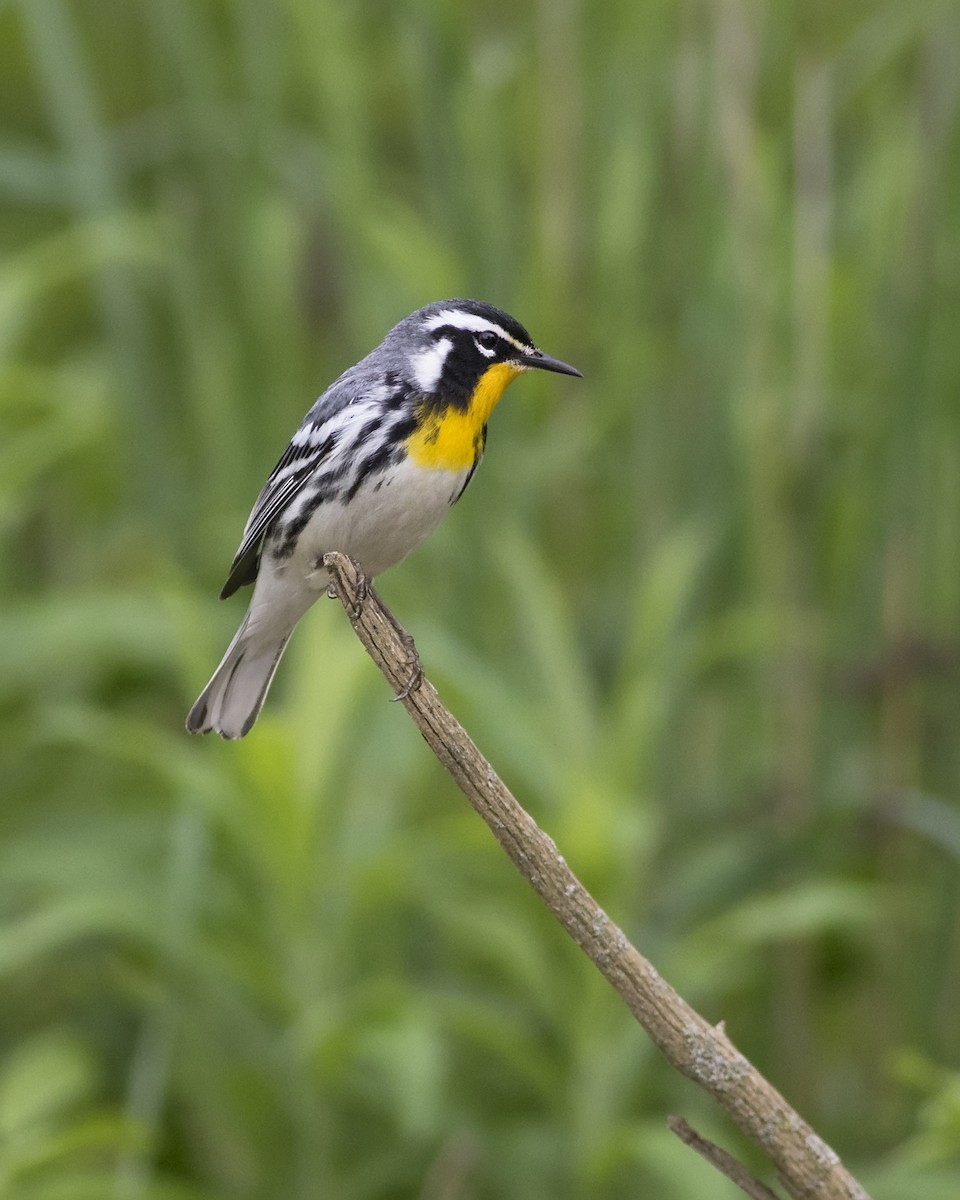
[{"left": 279, "top": 456, "right": 470, "bottom": 582}]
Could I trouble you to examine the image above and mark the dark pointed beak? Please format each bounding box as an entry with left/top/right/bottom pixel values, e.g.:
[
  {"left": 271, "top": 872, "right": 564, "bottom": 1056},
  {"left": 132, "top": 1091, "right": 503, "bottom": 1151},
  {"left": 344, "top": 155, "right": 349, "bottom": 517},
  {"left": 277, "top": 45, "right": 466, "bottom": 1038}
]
[{"left": 524, "top": 348, "right": 582, "bottom": 377}]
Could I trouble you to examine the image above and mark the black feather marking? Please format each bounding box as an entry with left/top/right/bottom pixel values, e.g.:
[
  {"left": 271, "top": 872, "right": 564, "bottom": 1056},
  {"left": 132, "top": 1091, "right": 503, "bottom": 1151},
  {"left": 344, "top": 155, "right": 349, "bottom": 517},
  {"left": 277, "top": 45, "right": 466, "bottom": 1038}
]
[
  {"left": 271, "top": 483, "right": 337, "bottom": 559},
  {"left": 452, "top": 425, "right": 486, "bottom": 504},
  {"left": 394, "top": 413, "right": 418, "bottom": 439},
  {"left": 344, "top": 441, "right": 400, "bottom": 502},
  {"left": 383, "top": 374, "right": 407, "bottom": 407},
  {"left": 355, "top": 414, "right": 383, "bottom": 441},
  {"left": 220, "top": 456, "right": 326, "bottom": 598},
  {"left": 218, "top": 373, "right": 417, "bottom": 597}
]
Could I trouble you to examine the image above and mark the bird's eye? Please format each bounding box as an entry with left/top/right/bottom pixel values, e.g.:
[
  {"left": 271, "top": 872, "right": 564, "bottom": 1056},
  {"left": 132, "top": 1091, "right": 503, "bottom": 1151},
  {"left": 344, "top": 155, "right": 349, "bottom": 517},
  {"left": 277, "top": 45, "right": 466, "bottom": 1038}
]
[{"left": 476, "top": 330, "right": 498, "bottom": 352}]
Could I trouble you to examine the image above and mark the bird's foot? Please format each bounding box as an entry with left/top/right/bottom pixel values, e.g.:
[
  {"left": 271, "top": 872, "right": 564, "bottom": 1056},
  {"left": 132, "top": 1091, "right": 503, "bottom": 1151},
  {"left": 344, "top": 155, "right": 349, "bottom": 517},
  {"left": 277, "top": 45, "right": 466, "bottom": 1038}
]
[
  {"left": 347, "top": 568, "right": 370, "bottom": 621},
  {"left": 322, "top": 554, "right": 369, "bottom": 620}
]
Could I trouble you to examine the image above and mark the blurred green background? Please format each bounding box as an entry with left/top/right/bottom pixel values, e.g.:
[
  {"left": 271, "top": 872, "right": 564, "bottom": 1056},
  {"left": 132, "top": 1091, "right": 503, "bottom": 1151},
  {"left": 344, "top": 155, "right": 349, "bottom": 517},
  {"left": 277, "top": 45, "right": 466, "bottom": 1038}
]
[{"left": 2, "top": 1, "right": 960, "bottom": 1197}]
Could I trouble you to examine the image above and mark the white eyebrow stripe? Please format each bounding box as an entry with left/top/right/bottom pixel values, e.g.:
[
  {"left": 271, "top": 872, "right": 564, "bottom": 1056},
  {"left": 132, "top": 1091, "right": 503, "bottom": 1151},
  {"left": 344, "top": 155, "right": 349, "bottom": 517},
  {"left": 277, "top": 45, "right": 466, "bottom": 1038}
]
[{"left": 423, "top": 309, "right": 535, "bottom": 356}]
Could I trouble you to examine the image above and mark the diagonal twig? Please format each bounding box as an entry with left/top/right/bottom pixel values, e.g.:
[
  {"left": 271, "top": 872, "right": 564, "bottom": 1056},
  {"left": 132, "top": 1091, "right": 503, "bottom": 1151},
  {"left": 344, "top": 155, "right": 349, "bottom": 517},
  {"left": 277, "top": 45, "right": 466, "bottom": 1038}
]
[
  {"left": 667, "top": 1115, "right": 783, "bottom": 1199},
  {"left": 323, "top": 551, "right": 871, "bottom": 1200}
]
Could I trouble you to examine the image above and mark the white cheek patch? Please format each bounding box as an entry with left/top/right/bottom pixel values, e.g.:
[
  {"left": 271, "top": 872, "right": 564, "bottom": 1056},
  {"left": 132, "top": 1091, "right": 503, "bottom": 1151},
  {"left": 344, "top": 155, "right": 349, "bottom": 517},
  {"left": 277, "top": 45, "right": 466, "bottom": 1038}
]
[{"left": 410, "top": 337, "right": 452, "bottom": 391}]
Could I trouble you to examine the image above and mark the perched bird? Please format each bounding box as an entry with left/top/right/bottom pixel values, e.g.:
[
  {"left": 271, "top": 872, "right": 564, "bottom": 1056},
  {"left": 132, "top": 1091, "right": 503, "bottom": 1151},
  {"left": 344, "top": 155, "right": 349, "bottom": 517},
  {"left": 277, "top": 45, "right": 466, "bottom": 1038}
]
[{"left": 186, "top": 299, "right": 581, "bottom": 738}]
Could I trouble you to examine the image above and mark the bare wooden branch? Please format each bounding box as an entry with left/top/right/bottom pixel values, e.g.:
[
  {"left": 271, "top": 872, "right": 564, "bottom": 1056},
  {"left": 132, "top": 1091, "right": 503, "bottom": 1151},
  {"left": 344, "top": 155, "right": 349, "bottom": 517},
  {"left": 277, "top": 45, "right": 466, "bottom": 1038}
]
[
  {"left": 667, "top": 1115, "right": 783, "bottom": 1199},
  {"left": 323, "top": 552, "right": 871, "bottom": 1200}
]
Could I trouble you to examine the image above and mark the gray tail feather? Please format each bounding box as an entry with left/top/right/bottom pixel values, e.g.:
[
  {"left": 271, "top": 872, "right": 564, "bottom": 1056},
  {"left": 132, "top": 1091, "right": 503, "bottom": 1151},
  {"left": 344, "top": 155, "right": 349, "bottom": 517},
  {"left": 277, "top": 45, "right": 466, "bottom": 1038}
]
[{"left": 186, "top": 615, "right": 292, "bottom": 739}]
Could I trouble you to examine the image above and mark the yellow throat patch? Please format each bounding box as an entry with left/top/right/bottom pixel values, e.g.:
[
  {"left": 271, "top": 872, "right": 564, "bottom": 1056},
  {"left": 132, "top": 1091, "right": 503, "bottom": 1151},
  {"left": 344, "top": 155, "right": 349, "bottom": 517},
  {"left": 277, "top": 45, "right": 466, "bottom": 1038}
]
[{"left": 405, "top": 362, "right": 523, "bottom": 471}]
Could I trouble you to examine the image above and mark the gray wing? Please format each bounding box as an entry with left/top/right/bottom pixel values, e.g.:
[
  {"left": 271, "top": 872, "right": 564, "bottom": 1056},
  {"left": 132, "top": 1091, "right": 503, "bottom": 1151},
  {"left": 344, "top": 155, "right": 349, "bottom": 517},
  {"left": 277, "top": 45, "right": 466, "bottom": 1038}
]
[{"left": 219, "top": 369, "right": 365, "bottom": 600}]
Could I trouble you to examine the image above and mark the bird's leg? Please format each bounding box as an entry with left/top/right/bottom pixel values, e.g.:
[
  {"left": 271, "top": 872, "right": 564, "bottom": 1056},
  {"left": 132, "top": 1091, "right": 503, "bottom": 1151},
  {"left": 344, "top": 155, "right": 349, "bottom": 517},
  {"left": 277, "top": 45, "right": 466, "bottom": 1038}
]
[
  {"left": 347, "top": 568, "right": 370, "bottom": 622},
  {"left": 321, "top": 554, "right": 420, "bottom": 697},
  {"left": 323, "top": 556, "right": 368, "bottom": 620},
  {"left": 375, "top": 594, "right": 424, "bottom": 701}
]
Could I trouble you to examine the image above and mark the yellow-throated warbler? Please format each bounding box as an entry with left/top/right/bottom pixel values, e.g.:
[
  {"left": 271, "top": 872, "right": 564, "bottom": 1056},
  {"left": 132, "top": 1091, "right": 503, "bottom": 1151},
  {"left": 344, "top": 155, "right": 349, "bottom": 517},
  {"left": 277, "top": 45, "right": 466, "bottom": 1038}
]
[{"left": 186, "top": 299, "right": 581, "bottom": 738}]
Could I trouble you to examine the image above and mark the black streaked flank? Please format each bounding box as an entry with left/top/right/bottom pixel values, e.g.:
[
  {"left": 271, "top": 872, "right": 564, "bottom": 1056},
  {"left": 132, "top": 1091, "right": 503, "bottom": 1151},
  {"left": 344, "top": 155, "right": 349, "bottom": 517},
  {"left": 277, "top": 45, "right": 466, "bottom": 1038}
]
[
  {"left": 344, "top": 440, "right": 402, "bottom": 503},
  {"left": 271, "top": 484, "right": 338, "bottom": 559}
]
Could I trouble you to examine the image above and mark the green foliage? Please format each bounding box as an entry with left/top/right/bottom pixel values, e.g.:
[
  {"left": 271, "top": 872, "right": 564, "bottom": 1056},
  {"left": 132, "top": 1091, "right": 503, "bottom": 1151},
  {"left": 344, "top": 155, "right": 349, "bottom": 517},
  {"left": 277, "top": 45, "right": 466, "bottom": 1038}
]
[{"left": 2, "top": 0, "right": 959, "bottom": 1196}]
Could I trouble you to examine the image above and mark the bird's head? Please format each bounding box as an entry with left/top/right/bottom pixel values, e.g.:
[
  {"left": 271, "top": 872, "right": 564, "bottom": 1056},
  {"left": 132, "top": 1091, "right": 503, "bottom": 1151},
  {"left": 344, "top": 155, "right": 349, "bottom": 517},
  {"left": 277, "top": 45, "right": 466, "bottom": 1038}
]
[{"left": 394, "top": 299, "right": 581, "bottom": 411}]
